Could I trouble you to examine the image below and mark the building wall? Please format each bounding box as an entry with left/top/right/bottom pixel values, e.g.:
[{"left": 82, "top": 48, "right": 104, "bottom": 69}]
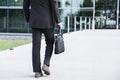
[
  {"left": 0, "top": 9, "right": 28, "bottom": 33},
  {"left": 0, "top": 0, "right": 94, "bottom": 33},
  {"left": 0, "top": 0, "right": 28, "bottom": 33},
  {"left": 1, "top": 0, "right": 117, "bottom": 33}
]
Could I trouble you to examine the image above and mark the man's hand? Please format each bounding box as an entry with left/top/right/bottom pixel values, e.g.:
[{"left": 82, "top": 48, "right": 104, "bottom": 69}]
[{"left": 57, "top": 22, "right": 63, "bottom": 29}]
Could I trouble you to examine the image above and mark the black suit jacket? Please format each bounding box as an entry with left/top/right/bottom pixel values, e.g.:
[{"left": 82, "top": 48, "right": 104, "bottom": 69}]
[{"left": 23, "top": 0, "right": 61, "bottom": 28}]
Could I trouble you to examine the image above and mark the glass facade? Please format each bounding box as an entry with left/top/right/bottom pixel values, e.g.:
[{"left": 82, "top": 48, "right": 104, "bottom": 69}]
[
  {"left": 0, "top": 0, "right": 23, "bottom": 6},
  {"left": 0, "top": 0, "right": 119, "bottom": 33},
  {"left": 0, "top": 9, "right": 7, "bottom": 32},
  {"left": 0, "top": 9, "right": 28, "bottom": 33},
  {"left": 58, "top": 0, "right": 94, "bottom": 31},
  {"left": 0, "top": 0, "right": 29, "bottom": 33}
]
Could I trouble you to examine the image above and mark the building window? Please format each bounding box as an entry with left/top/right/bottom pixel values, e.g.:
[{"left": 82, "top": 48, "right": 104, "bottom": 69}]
[
  {"left": 9, "top": 9, "right": 30, "bottom": 33},
  {"left": 9, "top": 0, "right": 23, "bottom": 6},
  {"left": 0, "top": 9, "right": 7, "bottom": 32}
]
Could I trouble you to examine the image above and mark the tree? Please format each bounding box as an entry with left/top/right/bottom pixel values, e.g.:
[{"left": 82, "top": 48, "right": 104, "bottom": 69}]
[
  {"left": 95, "top": 0, "right": 104, "bottom": 16},
  {"left": 95, "top": 0, "right": 116, "bottom": 18},
  {"left": 107, "top": 0, "right": 117, "bottom": 19},
  {"left": 106, "top": 0, "right": 116, "bottom": 19}
]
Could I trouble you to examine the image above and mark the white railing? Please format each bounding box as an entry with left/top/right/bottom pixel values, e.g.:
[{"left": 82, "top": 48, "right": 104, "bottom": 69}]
[
  {"left": 65, "top": 16, "right": 120, "bottom": 33},
  {"left": 66, "top": 16, "right": 93, "bottom": 33}
]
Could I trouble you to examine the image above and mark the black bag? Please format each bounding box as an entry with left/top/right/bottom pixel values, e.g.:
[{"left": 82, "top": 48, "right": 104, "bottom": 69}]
[{"left": 54, "top": 29, "right": 65, "bottom": 54}]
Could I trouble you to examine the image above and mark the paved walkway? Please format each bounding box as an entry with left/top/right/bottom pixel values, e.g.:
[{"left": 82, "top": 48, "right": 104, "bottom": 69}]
[{"left": 0, "top": 30, "right": 120, "bottom": 80}]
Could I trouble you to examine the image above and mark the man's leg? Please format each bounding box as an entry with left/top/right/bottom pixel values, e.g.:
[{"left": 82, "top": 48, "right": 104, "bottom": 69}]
[
  {"left": 32, "top": 28, "right": 42, "bottom": 73},
  {"left": 43, "top": 28, "right": 54, "bottom": 66}
]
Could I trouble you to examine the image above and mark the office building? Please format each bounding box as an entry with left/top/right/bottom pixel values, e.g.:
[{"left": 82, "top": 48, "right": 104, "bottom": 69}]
[{"left": 0, "top": 0, "right": 118, "bottom": 33}]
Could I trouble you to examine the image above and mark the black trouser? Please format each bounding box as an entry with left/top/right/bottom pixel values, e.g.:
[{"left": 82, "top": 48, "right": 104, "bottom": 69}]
[{"left": 32, "top": 28, "right": 54, "bottom": 73}]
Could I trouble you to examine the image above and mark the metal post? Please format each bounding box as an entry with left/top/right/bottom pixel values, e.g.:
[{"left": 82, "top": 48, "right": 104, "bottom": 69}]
[
  {"left": 116, "top": 0, "right": 119, "bottom": 29},
  {"left": 104, "top": 0, "right": 107, "bottom": 28},
  {"left": 89, "top": 17, "right": 91, "bottom": 29},
  {"left": 85, "top": 17, "right": 87, "bottom": 30},
  {"left": 92, "top": 0, "right": 95, "bottom": 30},
  {"left": 74, "top": 16, "right": 76, "bottom": 31},
  {"left": 80, "top": 17, "right": 82, "bottom": 30},
  {"left": 70, "top": 0, "right": 73, "bottom": 32},
  {"left": 67, "top": 16, "right": 70, "bottom": 33}
]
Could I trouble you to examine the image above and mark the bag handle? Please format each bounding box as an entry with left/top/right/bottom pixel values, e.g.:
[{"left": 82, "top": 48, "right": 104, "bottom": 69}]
[{"left": 58, "top": 28, "right": 63, "bottom": 35}]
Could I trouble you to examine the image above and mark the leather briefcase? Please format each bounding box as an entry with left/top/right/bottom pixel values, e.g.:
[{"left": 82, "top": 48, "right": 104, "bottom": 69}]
[{"left": 54, "top": 30, "right": 65, "bottom": 54}]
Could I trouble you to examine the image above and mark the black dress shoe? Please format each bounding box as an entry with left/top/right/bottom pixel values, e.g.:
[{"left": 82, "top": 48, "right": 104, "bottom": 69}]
[
  {"left": 42, "top": 64, "right": 50, "bottom": 75},
  {"left": 35, "top": 72, "right": 43, "bottom": 78}
]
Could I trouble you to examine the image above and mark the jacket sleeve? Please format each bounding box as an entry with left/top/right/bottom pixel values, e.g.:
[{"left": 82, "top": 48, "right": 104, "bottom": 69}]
[
  {"left": 52, "top": 0, "right": 61, "bottom": 23},
  {"left": 23, "top": 0, "right": 30, "bottom": 22}
]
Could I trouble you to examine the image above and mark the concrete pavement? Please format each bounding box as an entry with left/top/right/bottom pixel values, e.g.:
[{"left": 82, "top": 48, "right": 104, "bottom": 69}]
[{"left": 0, "top": 30, "right": 120, "bottom": 80}]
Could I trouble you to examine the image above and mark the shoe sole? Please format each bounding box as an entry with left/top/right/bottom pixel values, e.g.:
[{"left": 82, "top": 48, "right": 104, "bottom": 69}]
[
  {"left": 42, "top": 69, "right": 50, "bottom": 75},
  {"left": 35, "top": 73, "right": 43, "bottom": 78}
]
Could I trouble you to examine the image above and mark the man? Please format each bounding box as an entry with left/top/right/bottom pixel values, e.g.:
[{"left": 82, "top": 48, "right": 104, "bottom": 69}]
[{"left": 23, "top": 0, "right": 63, "bottom": 78}]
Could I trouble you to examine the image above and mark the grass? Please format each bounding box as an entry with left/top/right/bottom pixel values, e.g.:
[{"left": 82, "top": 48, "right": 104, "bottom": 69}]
[{"left": 0, "top": 39, "right": 32, "bottom": 51}]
